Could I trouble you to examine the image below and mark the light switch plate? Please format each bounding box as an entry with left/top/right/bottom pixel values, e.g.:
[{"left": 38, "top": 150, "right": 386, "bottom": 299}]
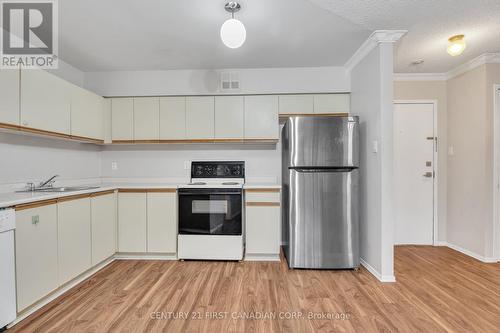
[
  {"left": 111, "top": 162, "right": 118, "bottom": 170},
  {"left": 448, "top": 146, "right": 454, "bottom": 156},
  {"left": 372, "top": 140, "right": 378, "bottom": 153}
]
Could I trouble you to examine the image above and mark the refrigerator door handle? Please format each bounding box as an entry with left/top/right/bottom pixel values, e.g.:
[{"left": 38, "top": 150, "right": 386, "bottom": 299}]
[{"left": 289, "top": 167, "right": 358, "bottom": 173}]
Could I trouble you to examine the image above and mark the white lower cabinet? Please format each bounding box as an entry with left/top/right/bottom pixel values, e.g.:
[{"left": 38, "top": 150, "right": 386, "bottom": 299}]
[
  {"left": 245, "top": 190, "right": 281, "bottom": 259},
  {"left": 57, "top": 197, "right": 92, "bottom": 285},
  {"left": 147, "top": 191, "right": 177, "bottom": 253},
  {"left": 15, "top": 203, "right": 59, "bottom": 311},
  {"left": 118, "top": 192, "right": 147, "bottom": 252},
  {"left": 91, "top": 192, "right": 117, "bottom": 265}
]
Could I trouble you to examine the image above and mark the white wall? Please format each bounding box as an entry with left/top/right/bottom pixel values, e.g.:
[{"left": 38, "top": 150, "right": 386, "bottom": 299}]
[
  {"left": 47, "top": 59, "right": 85, "bottom": 87},
  {"left": 351, "top": 43, "right": 395, "bottom": 281},
  {"left": 0, "top": 132, "right": 101, "bottom": 191},
  {"left": 83, "top": 67, "right": 350, "bottom": 96},
  {"left": 100, "top": 144, "right": 281, "bottom": 184}
]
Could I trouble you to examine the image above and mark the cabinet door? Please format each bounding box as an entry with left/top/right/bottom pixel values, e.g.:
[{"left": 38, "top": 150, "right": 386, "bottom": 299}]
[
  {"left": 71, "top": 86, "right": 104, "bottom": 140},
  {"left": 246, "top": 205, "right": 280, "bottom": 255},
  {"left": 160, "top": 97, "right": 186, "bottom": 140},
  {"left": 118, "top": 193, "right": 147, "bottom": 252},
  {"left": 279, "top": 95, "right": 313, "bottom": 115},
  {"left": 215, "top": 96, "right": 244, "bottom": 139},
  {"left": 147, "top": 192, "right": 177, "bottom": 253},
  {"left": 313, "top": 94, "right": 350, "bottom": 114},
  {"left": 0, "top": 68, "right": 20, "bottom": 126},
  {"left": 134, "top": 97, "right": 159, "bottom": 140},
  {"left": 186, "top": 96, "right": 214, "bottom": 139},
  {"left": 20, "top": 69, "right": 71, "bottom": 134},
  {"left": 244, "top": 95, "right": 279, "bottom": 139},
  {"left": 57, "top": 198, "right": 92, "bottom": 285},
  {"left": 15, "top": 204, "right": 58, "bottom": 311},
  {"left": 91, "top": 193, "right": 117, "bottom": 265},
  {"left": 111, "top": 98, "right": 134, "bottom": 141}
]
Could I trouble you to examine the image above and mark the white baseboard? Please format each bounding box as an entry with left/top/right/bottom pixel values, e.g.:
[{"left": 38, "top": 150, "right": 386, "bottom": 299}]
[
  {"left": 114, "top": 253, "right": 177, "bottom": 260},
  {"left": 244, "top": 253, "right": 280, "bottom": 261},
  {"left": 441, "top": 242, "right": 498, "bottom": 263},
  {"left": 360, "top": 258, "right": 396, "bottom": 283},
  {"left": 9, "top": 256, "right": 116, "bottom": 328}
]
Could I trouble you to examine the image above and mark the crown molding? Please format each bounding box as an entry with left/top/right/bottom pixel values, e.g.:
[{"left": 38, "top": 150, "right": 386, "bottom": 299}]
[
  {"left": 394, "top": 52, "right": 500, "bottom": 82},
  {"left": 394, "top": 73, "right": 447, "bottom": 82},
  {"left": 446, "top": 53, "right": 500, "bottom": 80},
  {"left": 345, "top": 30, "right": 407, "bottom": 72}
]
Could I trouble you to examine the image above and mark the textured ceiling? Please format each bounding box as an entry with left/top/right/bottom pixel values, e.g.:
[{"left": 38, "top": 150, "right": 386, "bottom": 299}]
[
  {"left": 58, "top": 0, "right": 369, "bottom": 71},
  {"left": 309, "top": 0, "right": 500, "bottom": 73}
]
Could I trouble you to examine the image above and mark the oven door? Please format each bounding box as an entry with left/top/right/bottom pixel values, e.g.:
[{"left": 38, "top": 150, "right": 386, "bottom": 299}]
[{"left": 178, "top": 188, "right": 242, "bottom": 235}]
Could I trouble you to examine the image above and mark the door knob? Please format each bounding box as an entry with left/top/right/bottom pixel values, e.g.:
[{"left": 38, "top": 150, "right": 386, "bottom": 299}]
[{"left": 423, "top": 172, "right": 433, "bottom": 178}]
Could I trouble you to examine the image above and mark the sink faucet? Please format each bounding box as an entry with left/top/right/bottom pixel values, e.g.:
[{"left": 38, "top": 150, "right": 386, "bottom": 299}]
[{"left": 38, "top": 175, "right": 59, "bottom": 188}]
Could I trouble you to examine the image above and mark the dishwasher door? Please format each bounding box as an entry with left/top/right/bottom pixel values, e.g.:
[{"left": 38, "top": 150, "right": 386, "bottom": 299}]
[{"left": 0, "top": 209, "right": 16, "bottom": 328}]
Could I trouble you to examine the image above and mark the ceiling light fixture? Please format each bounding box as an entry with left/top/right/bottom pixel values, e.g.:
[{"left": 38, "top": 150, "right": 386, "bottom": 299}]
[
  {"left": 447, "top": 34, "right": 466, "bottom": 57},
  {"left": 220, "top": 2, "right": 246, "bottom": 49}
]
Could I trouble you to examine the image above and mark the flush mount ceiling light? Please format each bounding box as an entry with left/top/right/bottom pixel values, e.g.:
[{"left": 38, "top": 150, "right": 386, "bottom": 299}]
[
  {"left": 220, "top": 2, "right": 246, "bottom": 49},
  {"left": 447, "top": 34, "right": 466, "bottom": 56}
]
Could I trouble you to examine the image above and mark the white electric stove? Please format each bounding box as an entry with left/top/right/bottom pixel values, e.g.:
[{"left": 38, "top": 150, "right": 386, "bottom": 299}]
[{"left": 177, "top": 161, "right": 245, "bottom": 260}]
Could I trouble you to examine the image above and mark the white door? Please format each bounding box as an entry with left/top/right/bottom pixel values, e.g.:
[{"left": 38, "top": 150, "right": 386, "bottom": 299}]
[{"left": 394, "top": 103, "right": 435, "bottom": 245}]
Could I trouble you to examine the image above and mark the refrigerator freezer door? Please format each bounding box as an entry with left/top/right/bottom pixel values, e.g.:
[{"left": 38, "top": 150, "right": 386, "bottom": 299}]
[
  {"left": 283, "top": 168, "right": 359, "bottom": 269},
  {"left": 283, "top": 116, "right": 358, "bottom": 168}
]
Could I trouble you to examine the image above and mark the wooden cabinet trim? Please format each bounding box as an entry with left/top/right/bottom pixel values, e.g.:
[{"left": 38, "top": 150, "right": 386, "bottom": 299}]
[
  {"left": 15, "top": 199, "right": 58, "bottom": 211},
  {"left": 246, "top": 202, "right": 280, "bottom": 207},
  {"left": 89, "top": 190, "right": 116, "bottom": 197},
  {"left": 245, "top": 188, "right": 281, "bottom": 193},
  {"left": 0, "top": 122, "right": 21, "bottom": 131},
  {"left": 146, "top": 188, "right": 177, "bottom": 193},
  {"left": 57, "top": 193, "right": 91, "bottom": 203},
  {"left": 118, "top": 189, "right": 148, "bottom": 193}
]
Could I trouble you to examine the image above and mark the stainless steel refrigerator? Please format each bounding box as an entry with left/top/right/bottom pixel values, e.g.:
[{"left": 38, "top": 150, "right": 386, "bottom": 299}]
[{"left": 282, "top": 116, "right": 359, "bottom": 269}]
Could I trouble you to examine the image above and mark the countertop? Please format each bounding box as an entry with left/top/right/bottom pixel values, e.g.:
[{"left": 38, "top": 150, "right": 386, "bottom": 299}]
[{"left": 0, "top": 182, "right": 281, "bottom": 209}]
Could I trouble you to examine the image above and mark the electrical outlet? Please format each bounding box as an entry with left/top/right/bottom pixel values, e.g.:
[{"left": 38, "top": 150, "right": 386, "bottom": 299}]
[
  {"left": 184, "top": 161, "right": 191, "bottom": 170},
  {"left": 111, "top": 162, "right": 118, "bottom": 170},
  {"left": 32, "top": 215, "right": 39, "bottom": 225}
]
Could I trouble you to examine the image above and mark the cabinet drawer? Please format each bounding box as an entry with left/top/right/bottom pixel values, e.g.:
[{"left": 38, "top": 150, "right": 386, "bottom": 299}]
[{"left": 245, "top": 191, "right": 280, "bottom": 203}]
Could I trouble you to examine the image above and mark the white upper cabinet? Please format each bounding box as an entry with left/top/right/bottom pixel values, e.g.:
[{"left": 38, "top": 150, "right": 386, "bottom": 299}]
[
  {"left": 0, "top": 69, "right": 20, "bottom": 126},
  {"left": 186, "top": 96, "right": 214, "bottom": 139},
  {"left": 71, "top": 85, "right": 104, "bottom": 140},
  {"left": 215, "top": 96, "right": 244, "bottom": 139},
  {"left": 111, "top": 98, "right": 134, "bottom": 141},
  {"left": 244, "top": 95, "right": 279, "bottom": 140},
  {"left": 279, "top": 95, "right": 313, "bottom": 115},
  {"left": 20, "top": 69, "right": 71, "bottom": 134},
  {"left": 134, "top": 97, "right": 159, "bottom": 140},
  {"left": 160, "top": 97, "right": 186, "bottom": 140},
  {"left": 313, "top": 94, "right": 350, "bottom": 114}
]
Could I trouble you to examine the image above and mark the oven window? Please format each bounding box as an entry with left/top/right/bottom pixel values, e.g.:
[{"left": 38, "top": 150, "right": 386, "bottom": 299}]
[{"left": 178, "top": 191, "right": 242, "bottom": 235}]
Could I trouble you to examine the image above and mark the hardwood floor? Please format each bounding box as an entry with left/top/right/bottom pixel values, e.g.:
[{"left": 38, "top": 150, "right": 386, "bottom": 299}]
[{"left": 10, "top": 246, "right": 500, "bottom": 333}]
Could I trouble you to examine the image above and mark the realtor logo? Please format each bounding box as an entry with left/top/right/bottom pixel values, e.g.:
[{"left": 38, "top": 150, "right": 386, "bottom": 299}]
[{"left": 1, "top": 0, "right": 58, "bottom": 68}]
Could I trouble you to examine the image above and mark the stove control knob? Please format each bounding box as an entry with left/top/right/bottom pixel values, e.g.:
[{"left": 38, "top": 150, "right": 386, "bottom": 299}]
[
  {"left": 232, "top": 166, "right": 241, "bottom": 176},
  {"left": 224, "top": 166, "right": 231, "bottom": 175},
  {"left": 195, "top": 166, "right": 204, "bottom": 176}
]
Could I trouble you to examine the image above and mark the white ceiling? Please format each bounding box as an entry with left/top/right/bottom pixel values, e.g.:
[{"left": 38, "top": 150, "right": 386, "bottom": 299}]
[
  {"left": 310, "top": 0, "right": 500, "bottom": 73},
  {"left": 59, "top": 0, "right": 500, "bottom": 73},
  {"left": 58, "top": 0, "right": 369, "bottom": 71}
]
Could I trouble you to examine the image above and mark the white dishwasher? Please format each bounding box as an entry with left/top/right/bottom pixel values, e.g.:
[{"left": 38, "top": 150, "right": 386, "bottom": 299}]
[{"left": 0, "top": 209, "right": 16, "bottom": 329}]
